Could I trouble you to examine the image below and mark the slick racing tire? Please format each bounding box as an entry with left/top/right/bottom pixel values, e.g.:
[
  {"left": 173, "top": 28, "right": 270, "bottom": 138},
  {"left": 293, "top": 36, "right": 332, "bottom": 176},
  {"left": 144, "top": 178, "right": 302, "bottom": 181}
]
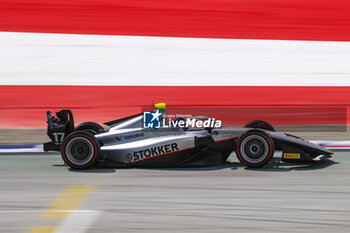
[
  {"left": 236, "top": 130, "right": 274, "bottom": 168},
  {"left": 61, "top": 131, "right": 100, "bottom": 169},
  {"left": 244, "top": 120, "right": 275, "bottom": 132},
  {"left": 75, "top": 122, "right": 105, "bottom": 135}
]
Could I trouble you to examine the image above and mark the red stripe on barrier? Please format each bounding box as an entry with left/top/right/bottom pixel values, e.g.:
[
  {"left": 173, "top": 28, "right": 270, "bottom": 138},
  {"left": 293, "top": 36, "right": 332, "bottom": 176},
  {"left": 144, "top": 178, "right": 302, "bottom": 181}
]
[
  {"left": 0, "top": 85, "right": 349, "bottom": 128},
  {"left": 0, "top": 0, "right": 350, "bottom": 41}
]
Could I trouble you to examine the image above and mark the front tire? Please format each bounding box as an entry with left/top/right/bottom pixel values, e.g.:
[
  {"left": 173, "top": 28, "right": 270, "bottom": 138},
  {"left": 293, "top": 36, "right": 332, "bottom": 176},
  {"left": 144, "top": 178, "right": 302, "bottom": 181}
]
[
  {"left": 236, "top": 130, "right": 274, "bottom": 168},
  {"left": 61, "top": 131, "right": 100, "bottom": 169},
  {"left": 244, "top": 120, "right": 275, "bottom": 132}
]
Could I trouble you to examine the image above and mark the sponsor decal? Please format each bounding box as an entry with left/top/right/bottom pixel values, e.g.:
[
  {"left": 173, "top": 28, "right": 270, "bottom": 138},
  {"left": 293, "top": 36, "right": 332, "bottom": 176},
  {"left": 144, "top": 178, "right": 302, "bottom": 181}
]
[
  {"left": 125, "top": 153, "right": 133, "bottom": 162},
  {"left": 283, "top": 153, "right": 300, "bottom": 159},
  {"left": 127, "top": 143, "right": 179, "bottom": 162},
  {"left": 123, "top": 133, "right": 144, "bottom": 140},
  {"left": 116, "top": 133, "right": 144, "bottom": 141}
]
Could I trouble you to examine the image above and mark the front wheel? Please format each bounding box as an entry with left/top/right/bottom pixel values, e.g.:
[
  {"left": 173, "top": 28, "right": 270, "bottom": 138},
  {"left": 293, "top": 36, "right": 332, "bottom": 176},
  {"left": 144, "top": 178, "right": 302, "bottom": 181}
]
[
  {"left": 244, "top": 120, "right": 275, "bottom": 132},
  {"left": 236, "top": 131, "right": 274, "bottom": 168},
  {"left": 61, "top": 131, "right": 100, "bottom": 169}
]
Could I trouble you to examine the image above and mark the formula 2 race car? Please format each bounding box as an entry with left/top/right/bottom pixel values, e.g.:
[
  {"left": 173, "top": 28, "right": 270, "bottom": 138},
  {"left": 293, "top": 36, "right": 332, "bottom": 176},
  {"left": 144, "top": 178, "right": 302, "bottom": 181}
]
[{"left": 43, "top": 103, "right": 332, "bottom": 169}]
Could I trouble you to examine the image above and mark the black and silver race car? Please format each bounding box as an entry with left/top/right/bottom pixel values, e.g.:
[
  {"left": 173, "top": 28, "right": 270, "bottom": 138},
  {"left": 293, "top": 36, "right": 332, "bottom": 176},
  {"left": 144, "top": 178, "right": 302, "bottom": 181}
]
[{"left": 44, "top": 103, "right": 332, "bottom": 169}]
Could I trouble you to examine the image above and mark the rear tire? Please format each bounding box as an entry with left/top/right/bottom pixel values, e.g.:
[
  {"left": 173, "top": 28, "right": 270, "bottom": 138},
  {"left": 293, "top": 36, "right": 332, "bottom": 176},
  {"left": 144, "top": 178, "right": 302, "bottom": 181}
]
[
  {"left": 75, "top": 122, "right": 105, "bottom": 135},
  {"left": 236, "top": 130, "right": 274, "bottom": 168},
  {"left": 244, "top": 120, "right": 275, "bottom": 132},
  {"left": 61, "top": 131, "right": 100, "bottom": 169}
]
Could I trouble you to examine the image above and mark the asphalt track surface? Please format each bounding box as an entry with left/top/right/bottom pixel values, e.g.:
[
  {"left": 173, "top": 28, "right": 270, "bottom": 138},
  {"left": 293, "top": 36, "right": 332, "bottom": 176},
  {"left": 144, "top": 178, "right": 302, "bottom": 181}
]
[{"left": 1, "top": 152, "right": 350, "bottom": 233}]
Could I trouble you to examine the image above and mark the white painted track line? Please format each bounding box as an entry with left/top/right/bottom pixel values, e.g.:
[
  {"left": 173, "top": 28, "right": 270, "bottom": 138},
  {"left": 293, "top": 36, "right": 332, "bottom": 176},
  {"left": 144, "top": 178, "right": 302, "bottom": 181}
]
[{"left": 55, "top": 210, "right": 101, "bottom": 233}]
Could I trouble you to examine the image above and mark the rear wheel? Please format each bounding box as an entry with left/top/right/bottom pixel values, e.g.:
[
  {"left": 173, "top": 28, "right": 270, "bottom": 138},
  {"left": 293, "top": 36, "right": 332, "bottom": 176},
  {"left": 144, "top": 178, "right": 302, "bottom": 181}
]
[
  {"left": 236, "top": 131, "right": 274, "bottom": 168},
  {"left": 244, "top": 120, "right": 275, "bottom": 132},
  {"left": 61, "top": 131, "right": 100, "bottom": 169},
  {"left": 75, "top": 122, "right": 105, "bottom": 135}
]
